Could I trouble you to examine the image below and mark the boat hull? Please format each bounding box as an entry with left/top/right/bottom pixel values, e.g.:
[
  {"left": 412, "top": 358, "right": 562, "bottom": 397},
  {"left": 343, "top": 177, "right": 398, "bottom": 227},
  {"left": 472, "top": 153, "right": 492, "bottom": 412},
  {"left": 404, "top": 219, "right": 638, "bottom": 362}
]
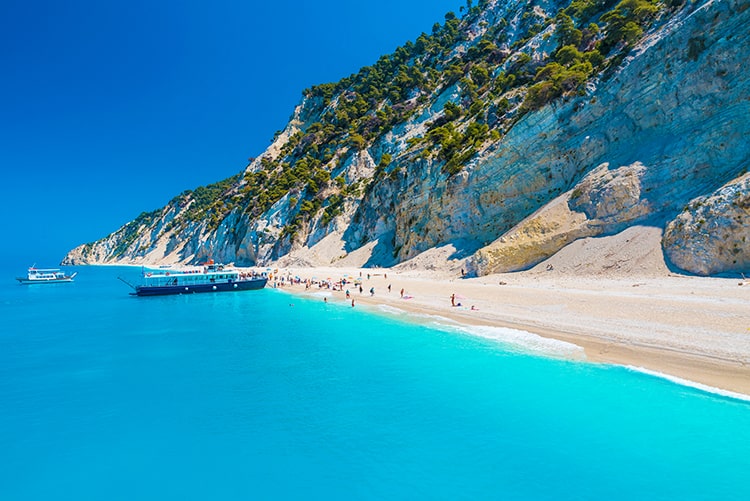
[
  {"left": 133, "top": 278, "right": 267, "bottom": 296},
  {"left": 16, "top": 277, "right": 75, "bottom": 284}
]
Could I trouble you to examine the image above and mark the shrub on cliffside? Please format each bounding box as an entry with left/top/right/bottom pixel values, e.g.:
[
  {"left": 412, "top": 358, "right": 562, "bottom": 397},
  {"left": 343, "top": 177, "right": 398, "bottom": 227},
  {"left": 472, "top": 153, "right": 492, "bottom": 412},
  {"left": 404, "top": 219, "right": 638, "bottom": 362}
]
[{"left": 600, "top": 0, "right": 661, "bottom": 53}]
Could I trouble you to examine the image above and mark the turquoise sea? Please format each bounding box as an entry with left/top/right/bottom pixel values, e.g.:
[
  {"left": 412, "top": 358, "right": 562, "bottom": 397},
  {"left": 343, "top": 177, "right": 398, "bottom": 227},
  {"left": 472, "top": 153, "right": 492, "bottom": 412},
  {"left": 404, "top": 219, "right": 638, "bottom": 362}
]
[{"left": 1, "top": 265, "right": 749, "bottom": 500}]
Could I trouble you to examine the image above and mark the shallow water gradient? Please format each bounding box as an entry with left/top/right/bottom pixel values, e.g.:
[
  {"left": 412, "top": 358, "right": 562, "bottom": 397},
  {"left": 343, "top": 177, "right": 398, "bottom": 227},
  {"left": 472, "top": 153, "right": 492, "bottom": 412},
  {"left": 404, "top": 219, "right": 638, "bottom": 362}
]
[{"left": 1, "top": 266, "right": 749, "bottom": 500}]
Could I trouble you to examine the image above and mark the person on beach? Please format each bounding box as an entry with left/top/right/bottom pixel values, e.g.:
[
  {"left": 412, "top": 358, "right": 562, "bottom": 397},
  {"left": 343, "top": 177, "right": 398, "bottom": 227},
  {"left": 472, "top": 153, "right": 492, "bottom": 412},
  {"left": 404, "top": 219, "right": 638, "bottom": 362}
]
[
  {"left": 400, "top": 288, "right": 404, "bottom": 298},
  {"left": 370, "top": 287, "right": 375, "bottom": 296},
  {"left": 359, "top": 285, "right": 363, "bottom": 294},
  {"left": 346, "top": 289, "right": 350, "bottom": 299},
  {"left": 388, "top": 284, "right": 392, "bottom": 293},
  {"left": 451, "top": 293, "right": 455, "bottom": 307}
]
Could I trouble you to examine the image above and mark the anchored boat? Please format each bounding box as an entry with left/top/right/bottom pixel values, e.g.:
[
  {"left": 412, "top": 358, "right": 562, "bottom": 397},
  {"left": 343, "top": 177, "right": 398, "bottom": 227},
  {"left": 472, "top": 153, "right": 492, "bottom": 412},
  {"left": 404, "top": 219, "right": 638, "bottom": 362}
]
[
  {"left": 123, "top": 262, "right": 267, "bottom": 297},
  {"left": 17, "top": 267, "right": 77, "bottom": 284}
]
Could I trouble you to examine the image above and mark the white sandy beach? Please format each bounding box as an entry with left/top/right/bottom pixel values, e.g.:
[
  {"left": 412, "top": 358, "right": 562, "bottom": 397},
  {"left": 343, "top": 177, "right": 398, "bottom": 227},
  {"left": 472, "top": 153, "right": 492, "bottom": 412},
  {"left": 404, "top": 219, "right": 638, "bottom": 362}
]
[{"left": 267, "top": 227, "right": 750, "bottom": 396}]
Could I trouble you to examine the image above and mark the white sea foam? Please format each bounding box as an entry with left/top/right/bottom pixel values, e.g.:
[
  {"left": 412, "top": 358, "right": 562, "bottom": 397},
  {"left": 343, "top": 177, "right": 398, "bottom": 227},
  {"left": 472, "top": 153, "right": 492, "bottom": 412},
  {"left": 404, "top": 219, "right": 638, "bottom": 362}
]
[
  {"left": 411, "top": 313, "right": 458, "bottom": 324},
  {"left": 371, "top": 304, "right": 583, "bottom": 358},
  {"left": 375, "top": 304, "right": 457, "bottom": 324},
  {"left": 624, "top": 366, "right": 750, "bottom": 402},
  {"left": 377, "top": 304, "right": 406, "bottom": 316},
  {"left": 443, "top": 324, "right": 587, "bottom": 359}
]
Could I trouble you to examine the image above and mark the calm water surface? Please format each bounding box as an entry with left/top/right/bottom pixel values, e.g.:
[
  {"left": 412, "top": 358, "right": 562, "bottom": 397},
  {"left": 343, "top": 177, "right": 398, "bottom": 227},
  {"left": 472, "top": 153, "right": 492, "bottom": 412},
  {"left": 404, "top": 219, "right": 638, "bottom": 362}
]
[{"left": 1, "top": 265, "right": 749, "bottom": 500}]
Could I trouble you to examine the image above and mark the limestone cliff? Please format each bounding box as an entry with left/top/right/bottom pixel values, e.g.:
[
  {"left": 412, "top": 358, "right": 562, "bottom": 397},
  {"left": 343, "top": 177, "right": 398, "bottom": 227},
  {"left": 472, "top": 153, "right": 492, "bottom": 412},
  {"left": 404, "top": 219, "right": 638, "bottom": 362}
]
[
  {"left": 663, "top": 173, "right": 750, "bottom": 275},
  {"left": 63, "top": 0, "right": 750, "bottom": 277}
]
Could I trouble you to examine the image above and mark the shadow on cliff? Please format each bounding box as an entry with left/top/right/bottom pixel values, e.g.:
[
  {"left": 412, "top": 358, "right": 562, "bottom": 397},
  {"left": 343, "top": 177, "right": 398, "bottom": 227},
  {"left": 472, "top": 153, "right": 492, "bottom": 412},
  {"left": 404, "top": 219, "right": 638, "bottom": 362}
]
[
  {"left": 339, "top": 229, "right": 397, "bottom": 268},
  {"left": 339, "top": 230, "right": 482, "bottom": 269},
  {"left": 445, "top": 238, "right": 483, "bottom": 260}
]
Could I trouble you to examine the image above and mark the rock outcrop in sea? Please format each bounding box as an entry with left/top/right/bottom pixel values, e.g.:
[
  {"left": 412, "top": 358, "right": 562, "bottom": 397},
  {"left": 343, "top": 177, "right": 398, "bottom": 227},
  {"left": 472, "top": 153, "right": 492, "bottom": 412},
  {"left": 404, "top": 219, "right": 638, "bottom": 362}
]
[{"left": 63, "top": 0, "right": 750, "bottom": 277}]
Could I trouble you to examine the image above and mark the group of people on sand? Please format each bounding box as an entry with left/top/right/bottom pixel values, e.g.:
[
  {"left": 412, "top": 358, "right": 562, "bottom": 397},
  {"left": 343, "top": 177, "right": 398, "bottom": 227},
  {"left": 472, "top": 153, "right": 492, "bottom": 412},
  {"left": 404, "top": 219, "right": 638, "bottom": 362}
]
[
  {"left": 284, "top": 271, "right": 408, "bottom": 307},
  {"left": 285, "top": 269, "right": 480, "bottom": 312}
]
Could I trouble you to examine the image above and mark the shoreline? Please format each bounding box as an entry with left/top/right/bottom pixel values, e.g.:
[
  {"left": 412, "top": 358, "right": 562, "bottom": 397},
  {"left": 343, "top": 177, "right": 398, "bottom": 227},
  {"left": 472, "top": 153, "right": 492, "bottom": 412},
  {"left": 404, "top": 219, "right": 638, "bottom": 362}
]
[{"left": 271, "top": 266, "right": 750, "bottom": 397}]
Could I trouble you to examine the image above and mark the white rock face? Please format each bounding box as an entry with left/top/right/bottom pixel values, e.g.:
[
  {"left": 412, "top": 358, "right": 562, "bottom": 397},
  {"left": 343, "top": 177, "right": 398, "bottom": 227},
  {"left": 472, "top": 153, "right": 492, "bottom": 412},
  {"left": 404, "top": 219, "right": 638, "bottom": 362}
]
[
  {"left": 468, "top": 162, "right": 652, "bottom": 274},
  {"left": 63, "top": 0, "right": 750, "bottom": 278},
  {"left": 401, "top": 0, "right": 750, "bottom": 275},
  {"left": 663, "top": 173, "right": 750, "bottom": 275},
  {"left": 568, "top": 162, "right": 651, "bottom": 224}
]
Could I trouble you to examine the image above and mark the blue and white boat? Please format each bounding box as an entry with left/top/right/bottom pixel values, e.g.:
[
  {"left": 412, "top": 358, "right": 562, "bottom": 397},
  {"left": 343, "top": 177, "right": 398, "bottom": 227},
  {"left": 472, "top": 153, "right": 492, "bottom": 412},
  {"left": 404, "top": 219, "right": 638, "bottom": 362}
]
[
  {"left": 17, "top": 267, "right": 77, "bottom": 284},
  {"left": 125, "top": 262, "right": 267, "bottom": 297}
]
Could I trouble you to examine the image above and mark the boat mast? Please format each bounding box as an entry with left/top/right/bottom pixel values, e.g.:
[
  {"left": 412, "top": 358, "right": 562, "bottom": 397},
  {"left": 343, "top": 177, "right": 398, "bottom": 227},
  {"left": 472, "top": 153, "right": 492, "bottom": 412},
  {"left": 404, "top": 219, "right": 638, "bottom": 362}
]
[{"left": 117, "top": 276, "right": 137, "bottom": 291}]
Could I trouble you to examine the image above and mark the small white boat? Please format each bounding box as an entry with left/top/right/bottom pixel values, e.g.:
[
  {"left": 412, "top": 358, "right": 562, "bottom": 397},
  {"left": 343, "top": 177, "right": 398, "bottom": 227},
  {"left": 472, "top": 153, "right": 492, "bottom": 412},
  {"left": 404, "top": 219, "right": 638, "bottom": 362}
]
[{"left": 16, "top": 267, "right": 77, "bottom": 284}]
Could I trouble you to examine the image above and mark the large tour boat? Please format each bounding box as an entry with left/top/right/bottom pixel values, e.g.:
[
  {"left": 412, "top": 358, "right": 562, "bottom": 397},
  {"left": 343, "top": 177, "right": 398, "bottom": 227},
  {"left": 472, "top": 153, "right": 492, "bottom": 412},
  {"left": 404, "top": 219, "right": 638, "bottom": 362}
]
[
  {"left": 124, "top": 262, "right": 267, "bottom": 297},
  {"left": 17, "top": 267, "right": 77, "bottom": 284}
]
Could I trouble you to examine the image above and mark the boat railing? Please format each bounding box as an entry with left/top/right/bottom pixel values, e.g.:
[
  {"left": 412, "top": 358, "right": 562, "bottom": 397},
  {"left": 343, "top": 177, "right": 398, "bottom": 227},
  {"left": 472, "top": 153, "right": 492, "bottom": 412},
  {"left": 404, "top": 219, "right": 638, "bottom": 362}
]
[{"left": 139, "top": 267, "right": 267, "bottom": 283}]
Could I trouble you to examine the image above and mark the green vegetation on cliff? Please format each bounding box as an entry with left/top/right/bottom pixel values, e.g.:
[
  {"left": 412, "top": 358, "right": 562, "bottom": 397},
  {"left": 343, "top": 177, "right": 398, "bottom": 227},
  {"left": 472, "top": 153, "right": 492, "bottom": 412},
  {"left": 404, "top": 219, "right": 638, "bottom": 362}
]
[{"left": 85, "top": 0, "right": 677, "bottom": 256}]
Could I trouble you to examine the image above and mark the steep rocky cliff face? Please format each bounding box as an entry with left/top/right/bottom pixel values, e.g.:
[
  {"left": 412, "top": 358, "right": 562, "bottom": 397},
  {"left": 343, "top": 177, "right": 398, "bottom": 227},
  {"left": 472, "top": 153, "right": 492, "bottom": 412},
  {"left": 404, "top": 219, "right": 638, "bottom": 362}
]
[
  {"left": 663, "top": 173, "right": 750, "bottom": 275},
  {"left": 63, "top": 0, "right": 750, "bottom": 277}
]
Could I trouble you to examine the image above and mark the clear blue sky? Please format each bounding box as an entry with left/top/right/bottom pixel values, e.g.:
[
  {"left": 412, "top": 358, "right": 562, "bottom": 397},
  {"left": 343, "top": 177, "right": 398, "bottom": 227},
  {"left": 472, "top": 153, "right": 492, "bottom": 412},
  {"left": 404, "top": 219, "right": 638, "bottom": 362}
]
[{"left": 0, "top": 0, "right": 460, "bottom": 265}]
